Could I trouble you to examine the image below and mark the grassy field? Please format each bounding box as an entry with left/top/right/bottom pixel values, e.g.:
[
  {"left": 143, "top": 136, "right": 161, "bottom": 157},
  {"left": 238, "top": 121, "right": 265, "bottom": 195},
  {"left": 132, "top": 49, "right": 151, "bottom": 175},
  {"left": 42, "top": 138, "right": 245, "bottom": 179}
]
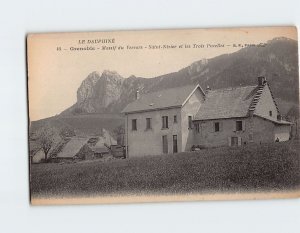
[{"left": 30, "top": 140, "right": 300, "bottom": 198}]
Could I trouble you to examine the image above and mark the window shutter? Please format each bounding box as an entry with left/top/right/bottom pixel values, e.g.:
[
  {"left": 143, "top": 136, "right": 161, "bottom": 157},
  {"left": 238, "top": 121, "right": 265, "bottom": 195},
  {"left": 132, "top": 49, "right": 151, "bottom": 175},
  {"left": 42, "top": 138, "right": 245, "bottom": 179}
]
[
  {"left": 228, "top": 137, "right": 231, "bottom": 146},
  {"left": 238, "top": 137, "right": 242, "bottom": 146},
  {"left": 166, "top": 116, "right": 168, "bottom": 128},
  {"left": 242, "top": 121, "right": 245, "bottom": 131},
  {"left": 188, "top": 116, "right": 192, "bottom": 129}
]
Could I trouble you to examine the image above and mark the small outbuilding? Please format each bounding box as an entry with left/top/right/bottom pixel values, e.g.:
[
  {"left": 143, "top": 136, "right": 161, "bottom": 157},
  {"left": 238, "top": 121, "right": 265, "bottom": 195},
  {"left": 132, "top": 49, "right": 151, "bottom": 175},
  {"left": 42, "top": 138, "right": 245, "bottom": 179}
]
[{"left": 92, "top": 146, "right": 110, "bottom": 158}]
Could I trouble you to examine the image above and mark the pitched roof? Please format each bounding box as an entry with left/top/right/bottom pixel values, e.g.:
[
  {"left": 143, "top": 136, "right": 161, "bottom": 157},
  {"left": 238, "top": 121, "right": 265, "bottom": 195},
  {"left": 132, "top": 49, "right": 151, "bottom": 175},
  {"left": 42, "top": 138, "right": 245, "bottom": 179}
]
[
  {"left": 194, "top": 85, "right": 258, "bottom": 120},
  {"left": 122, "top": 85, "right": 203, "bottom": 113},
  {"left": 56, "top": 137, "right": 89, "bottom": 158}
]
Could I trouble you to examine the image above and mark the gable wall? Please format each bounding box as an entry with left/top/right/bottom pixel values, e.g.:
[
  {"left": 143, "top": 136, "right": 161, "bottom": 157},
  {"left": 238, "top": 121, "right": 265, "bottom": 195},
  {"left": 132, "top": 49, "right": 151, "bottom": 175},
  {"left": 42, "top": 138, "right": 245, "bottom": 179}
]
[
  {"left": 181, "top": 88, "right": 205, "bottom": 151},
  {"left": 254, "top": 85, "right": 278, "bottom": 119}
]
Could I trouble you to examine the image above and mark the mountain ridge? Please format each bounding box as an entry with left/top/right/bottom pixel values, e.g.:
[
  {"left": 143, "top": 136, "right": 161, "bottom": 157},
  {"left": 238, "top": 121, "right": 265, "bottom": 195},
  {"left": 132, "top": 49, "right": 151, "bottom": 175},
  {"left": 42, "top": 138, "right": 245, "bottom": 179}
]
[{"left": 60, "top": 37, "right": 298, "bottom": 118}]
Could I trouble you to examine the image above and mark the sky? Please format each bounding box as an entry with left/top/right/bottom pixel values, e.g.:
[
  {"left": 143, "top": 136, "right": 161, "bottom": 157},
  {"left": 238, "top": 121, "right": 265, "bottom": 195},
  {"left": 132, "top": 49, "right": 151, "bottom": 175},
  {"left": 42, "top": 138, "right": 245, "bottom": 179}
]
[{"left": 27, "top": 27, "right": 297, "bottom": 121}]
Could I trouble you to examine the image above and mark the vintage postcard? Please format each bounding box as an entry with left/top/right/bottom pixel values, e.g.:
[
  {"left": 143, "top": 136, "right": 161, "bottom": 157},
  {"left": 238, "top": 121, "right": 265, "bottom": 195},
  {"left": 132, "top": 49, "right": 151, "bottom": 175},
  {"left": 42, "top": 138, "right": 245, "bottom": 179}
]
[{"left": 27, "top": 27, "right": 300, "bottom": 205}]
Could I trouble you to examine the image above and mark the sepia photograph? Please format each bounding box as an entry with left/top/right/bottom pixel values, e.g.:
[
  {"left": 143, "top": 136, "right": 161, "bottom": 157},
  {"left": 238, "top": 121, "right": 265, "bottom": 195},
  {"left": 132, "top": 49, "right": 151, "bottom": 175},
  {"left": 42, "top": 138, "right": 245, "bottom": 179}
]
[{"left": 27, "top": 26, "right": 300, "bottom": 205}]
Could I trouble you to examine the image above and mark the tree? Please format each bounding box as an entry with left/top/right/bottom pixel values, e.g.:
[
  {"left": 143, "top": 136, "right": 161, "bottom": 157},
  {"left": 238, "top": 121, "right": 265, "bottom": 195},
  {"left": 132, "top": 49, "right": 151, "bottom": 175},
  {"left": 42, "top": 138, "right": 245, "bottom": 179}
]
[
  {"left": 59, "top": 126, "right": 76, "bottom": 138},
  {"left": 286, "top": 105, "right": 299, "bottom": 122},
  {"left": 113, "top": 125, "right": 125, "bottom": 146},
  {"left": 286, "top": 105, "right": 299, "bottom": 139},
  {"left": 34, "top": 125, "right": 61, "bottom": 162}
]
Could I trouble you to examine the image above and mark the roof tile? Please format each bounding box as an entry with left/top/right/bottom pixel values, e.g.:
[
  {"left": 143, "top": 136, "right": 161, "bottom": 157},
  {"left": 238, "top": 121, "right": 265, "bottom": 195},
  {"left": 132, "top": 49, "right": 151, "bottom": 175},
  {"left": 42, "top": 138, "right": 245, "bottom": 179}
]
[{"left": 195, "top": 85, "right": 258, "bottom": 120}]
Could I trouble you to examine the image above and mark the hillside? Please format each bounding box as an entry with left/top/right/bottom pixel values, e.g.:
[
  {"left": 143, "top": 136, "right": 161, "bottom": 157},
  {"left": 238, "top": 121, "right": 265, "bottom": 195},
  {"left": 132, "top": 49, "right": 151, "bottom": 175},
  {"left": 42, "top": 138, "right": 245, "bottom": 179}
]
[
  {"left": 61, "top": 37, "right": 299, "bottom": 118},
  {"left": 30, "top": 113, "right": 124, "bottom": 137}
]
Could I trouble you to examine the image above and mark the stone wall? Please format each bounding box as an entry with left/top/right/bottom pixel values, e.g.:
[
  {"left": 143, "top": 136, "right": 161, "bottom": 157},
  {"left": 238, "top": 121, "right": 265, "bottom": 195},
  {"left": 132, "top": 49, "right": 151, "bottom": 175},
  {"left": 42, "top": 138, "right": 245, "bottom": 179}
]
[{"left": 193, "top": 116, "right": 282, "bottom": 147}]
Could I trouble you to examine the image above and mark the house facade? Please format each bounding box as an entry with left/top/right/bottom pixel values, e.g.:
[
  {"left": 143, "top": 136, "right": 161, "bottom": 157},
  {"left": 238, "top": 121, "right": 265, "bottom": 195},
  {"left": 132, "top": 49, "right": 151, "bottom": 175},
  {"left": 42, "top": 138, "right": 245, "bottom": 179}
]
[
  {"left": 193, "top": 77, "right": 292, "bottom": 147},
  {"left": 122, "top": 77, "right": 292, "bottom": 157},
  {"left": 122, "top": 85, "right": 205, "bottom": 157}
]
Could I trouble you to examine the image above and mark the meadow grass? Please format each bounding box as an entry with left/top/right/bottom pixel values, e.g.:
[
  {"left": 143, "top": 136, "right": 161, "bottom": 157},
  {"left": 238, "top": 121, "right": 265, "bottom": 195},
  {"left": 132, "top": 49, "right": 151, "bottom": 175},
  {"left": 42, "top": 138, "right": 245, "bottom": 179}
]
[{"left": 30, "top": 140, "right": 300, "bottom": 198}]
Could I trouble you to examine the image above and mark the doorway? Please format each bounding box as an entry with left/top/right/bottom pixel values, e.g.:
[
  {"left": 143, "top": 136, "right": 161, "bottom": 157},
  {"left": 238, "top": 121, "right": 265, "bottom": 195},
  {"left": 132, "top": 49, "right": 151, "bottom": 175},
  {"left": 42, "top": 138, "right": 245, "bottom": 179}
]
[
  {"left": 162, "top": 135, "right": 168, "bottom": 154},
  {"left": 230, "top": 136, "right": 242, "bottom": 146},
  {"left": 231, "top": 137, "right": 238, "bottom": 146}
]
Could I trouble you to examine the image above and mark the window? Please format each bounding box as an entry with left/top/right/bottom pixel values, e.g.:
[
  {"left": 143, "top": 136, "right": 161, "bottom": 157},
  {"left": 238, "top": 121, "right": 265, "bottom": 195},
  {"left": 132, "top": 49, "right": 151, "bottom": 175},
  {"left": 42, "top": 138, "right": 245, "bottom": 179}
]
[
  {"left": 230, "top": 137, "right": 242, "bottom": 146},
  {"left": 162, "top": 116, "right": 168, "bottom": 129},
  {"left": 132, "top": 119, "right": 137, "bottom": 131},
  {"left": 269, "top": 111, "right": 272, "bottom": 117},
  {"left": 214, "top": 122, "right": 220, "bottom": 132},
  {"left": 174, "top": 115, "right": 177, "bottom": 123},
  {"left": 173, "top": 135, "right": 178, "bottom": 153},
  {"left": 236, "top": 120, "right": 243, "bottom": 131},
  {"left": 188, "top": 116, "right": 193, "bottom": 129},
  {"left": 146, "top": 118, "right": 151, "bottom": 130},
  {"left": 195, "top": 123, "right": 200, "bottom": 133}
]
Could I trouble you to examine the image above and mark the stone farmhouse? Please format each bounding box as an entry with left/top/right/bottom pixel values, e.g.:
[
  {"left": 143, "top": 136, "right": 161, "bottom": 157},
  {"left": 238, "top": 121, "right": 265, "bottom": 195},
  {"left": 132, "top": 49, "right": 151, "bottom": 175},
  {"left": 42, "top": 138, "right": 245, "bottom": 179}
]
[{"left": 122, "top": 77, "right": 292, "bottom": 157}]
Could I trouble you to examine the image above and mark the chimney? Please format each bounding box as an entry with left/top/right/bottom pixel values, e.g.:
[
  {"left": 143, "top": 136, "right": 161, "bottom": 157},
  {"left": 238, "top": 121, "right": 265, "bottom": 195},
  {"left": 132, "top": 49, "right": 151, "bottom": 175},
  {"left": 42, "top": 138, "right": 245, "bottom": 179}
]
[
  {"left": 135, "top": 90, "right": 140, "bottom": 100},
  {"left": 205, "top": 85, "right": 211, "bottom": 94},
  {"left": 277, "top": 114, "right": 282, "bottom": 121},
  {"left": 258, "top": 76, "right": 267, "bottom": 86}
]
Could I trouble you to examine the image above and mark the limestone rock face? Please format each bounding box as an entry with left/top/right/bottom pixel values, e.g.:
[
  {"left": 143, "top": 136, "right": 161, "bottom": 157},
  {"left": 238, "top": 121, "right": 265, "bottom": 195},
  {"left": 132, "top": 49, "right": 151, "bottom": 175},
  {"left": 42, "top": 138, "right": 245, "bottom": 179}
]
[
  {"left": 75, "top": 70, "right": 124, "bottom": 113},
  {"left": 187, "top": 59, "right": 208, "bottom": 75},
  {"left": 76, "top": 71, "right": 101, "bottom": 113}
]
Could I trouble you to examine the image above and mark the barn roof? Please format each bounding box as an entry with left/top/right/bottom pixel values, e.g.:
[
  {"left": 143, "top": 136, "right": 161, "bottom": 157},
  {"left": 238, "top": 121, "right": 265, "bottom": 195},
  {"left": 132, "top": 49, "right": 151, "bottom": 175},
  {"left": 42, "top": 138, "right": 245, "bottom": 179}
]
[
  {"left": 56, "top": 137, "right": 89, "bottom": 158},
  {"left": 122, "top": 85, "right": 204, "bottom": 113},
  {"left": 92, "top": 147, "right": 109, "bottom": 153},
  {"left": 194, "top": 85, "right": 258, "bottom": 120}
]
